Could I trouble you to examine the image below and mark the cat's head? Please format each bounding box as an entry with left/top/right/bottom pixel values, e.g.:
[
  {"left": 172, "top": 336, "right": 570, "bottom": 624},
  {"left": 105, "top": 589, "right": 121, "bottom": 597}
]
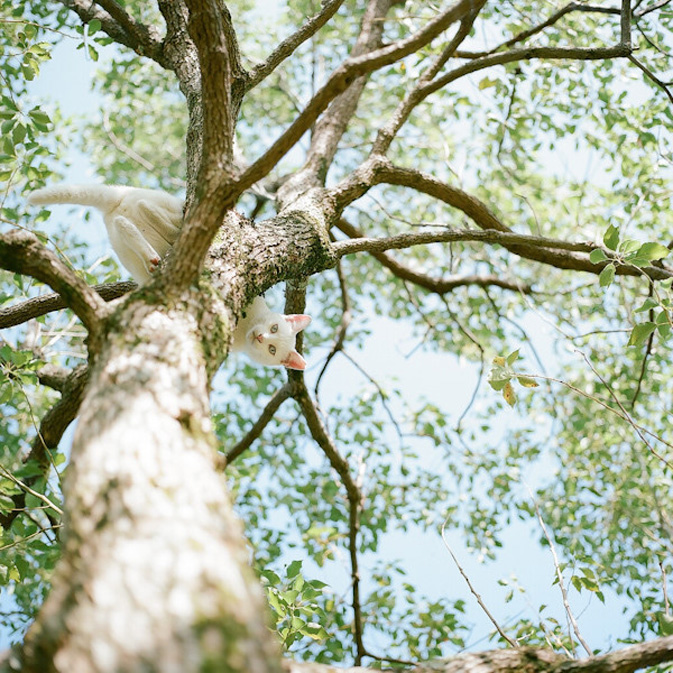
[{"left": 245, "top": 311, "right": 312, "bottom": 370}]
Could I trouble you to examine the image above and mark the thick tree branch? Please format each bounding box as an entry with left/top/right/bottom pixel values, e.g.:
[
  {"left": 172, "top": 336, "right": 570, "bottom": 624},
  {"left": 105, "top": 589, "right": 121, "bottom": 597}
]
[
  {"left": 241, "top": 0, "right": 478, "bottom": 194},
  {"left": 0, "top": 230, "right": 107, "bottom": 337},
  {"left": 170, "top": 0, "right": 476, "bottom": 289},
  {"left": 0, "top": 281, "right": 136, "bottom": 330},
  {"left": 36, "top": 364, "right": 72, "bottom": 392},
  {"left": 371, "top": 0, "right": 485, "bottom": 155},
  {"left": 336, "top": 218, "right": 532, "bottom": 294},
  {"left": 184, "top": 0, "right": 236, "bottom": 176},
  {"left": 56, "top": 0, "right": 168, "bottom": 66},
  {"left": 333, "top": 225, "right": 673, "bottom": 281},
  {"left": 247, "top": 0, "right": 347, "bottom": 90},
  {"left": 295, "top": 0, "right": 399, "bottom": 188},
  {"left": 284, "top": 635, "right": 673, "bottom": 672},
  {"left": 331, "top": 159, "right": 673, "bottom": 281},
  {"left": 156, "top": 0, "right": 203, "bottom": 190}
]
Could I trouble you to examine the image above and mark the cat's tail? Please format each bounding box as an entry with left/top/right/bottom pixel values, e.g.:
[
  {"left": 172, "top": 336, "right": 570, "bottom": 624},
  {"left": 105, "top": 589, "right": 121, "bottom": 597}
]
[{"left": 26, "top": 184, "right": 127, "bottom": 213}]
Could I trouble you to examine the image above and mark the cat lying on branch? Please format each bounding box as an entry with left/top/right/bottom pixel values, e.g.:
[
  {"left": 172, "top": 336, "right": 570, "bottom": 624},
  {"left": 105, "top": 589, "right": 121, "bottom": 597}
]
[{"left": 27, "top": 184, "right": 311, "bottom": 370}]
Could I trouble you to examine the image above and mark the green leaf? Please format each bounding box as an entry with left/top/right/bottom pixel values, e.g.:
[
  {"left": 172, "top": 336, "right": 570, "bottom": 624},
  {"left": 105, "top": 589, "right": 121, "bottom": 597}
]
[
  {"left": 598, "top": 263, "right": 615, "bottom": 287},
  {"left": 589, "top": 249, "right": 608, "bottom": 263},
  {"left": 635, "top": 242, "right": 669, "bottom": 262},
  {"left": 478, "top": 77, "right": 498, "bottom": 89},
  {"left": 603, "top": 225, "right": 620, "bottom": 251},
  {"left": 517, "top": 376, "right": 539, "bottom": 388},
  {"left": 619, "top": 239, "right": 640, "bottom": 255},
  {"left": 489, "top": 378, "right": 508, "bottom": 391},
  {"left": 628, "top": 322, "right": 656, "bottom": 347},
  {"left": 659, "top": 613, "right": 673, "bottom": 636},
  {"left": 88, "top": 19, "right": 102, "bottom": 33},
  {"left": 286, "top": 560, "right": 302, "bottom": 578},
  {"left": 634, "top": 298, "right": 659, "bottom": 313},
  {"left": 506, "top": 349, "right": 520, "bottom": 366}
]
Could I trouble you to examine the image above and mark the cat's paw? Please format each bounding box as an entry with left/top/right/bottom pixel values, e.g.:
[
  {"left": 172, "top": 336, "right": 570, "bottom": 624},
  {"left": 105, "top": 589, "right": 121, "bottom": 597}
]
[{"left": 148, "top": 256, "right": 161, "bottom": 273}]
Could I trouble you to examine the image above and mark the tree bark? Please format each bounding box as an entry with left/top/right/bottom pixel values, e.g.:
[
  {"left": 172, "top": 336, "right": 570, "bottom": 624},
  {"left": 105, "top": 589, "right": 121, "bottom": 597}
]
[{"left": 19, "top": 296, "right": 282, "bottom": 673}]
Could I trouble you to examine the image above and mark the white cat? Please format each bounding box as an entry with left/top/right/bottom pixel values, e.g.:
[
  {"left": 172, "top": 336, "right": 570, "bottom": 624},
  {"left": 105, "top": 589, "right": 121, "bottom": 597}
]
[
  {"left": 231, "top": 296, "right": 311, "bottom": 370},
  {"left": 27, "top": 184, "right": 184, "bottom": 285},
  {"left": 27, "top": 184, "right": 312, "bottom": 370}
]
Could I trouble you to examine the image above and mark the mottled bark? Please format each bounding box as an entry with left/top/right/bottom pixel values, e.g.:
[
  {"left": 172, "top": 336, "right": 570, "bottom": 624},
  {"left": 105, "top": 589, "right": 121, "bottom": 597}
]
[{"left": 19, "top": 298, "right": 281, "bottom": 673}]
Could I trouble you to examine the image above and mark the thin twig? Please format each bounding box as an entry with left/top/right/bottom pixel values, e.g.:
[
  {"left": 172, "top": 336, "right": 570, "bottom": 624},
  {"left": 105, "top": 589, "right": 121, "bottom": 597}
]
[
  {"left": 247, "top": 0, "right": 346, "bottom": 89},
  {"left": 628, "top": 54, "right": 673, "bottom": 105},
  {"left": 440, "top": 517, "right": 518, "bottom": 648},
  {"left": 314, "top": 260, "right": 352, "bottom": 409},
  {"left": 223, "top": 383, "right": 294, "bottom": 467},
  {"left": 631, "top": 285, "right": 656, "bottom": 409},
  {"left": 527, "top": 486, "right": 592, "bottom": 656},
  {"left": 0, "top": 465, "right": 63, "bottom": 516},
  {"left": 340, "top": 350, "right": 405, "bottom": 447}
]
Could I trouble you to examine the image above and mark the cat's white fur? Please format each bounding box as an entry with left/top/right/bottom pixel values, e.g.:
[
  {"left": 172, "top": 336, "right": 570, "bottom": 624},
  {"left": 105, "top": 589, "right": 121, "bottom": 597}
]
[
  {"left": 231, "top": 296, "right": 311, "bottom": 370},
  {"left": 27, "top": 184, "right": 312, "bottom": 370},
  {"left": 27, "top": 184, "right": 184, "bottom": 284}
]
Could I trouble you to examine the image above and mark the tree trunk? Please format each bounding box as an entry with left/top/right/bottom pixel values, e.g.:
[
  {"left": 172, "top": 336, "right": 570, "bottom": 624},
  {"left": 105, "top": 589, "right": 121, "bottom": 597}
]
[{"left": 19, "top": 297, "right": 282, "bottom": 673}]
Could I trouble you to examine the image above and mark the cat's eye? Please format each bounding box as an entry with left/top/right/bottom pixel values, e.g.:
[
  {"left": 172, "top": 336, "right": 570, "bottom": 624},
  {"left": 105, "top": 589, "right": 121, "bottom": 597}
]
[
  {"left": 271, "top": 324, "right": 278, "bottom": 333},
  {"left": 268, "top": 345, "right": 276, "bottom": 356}
]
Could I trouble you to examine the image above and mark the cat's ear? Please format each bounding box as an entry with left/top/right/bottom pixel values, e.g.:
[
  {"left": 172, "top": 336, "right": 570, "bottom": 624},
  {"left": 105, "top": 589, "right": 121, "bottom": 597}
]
[
  {"left": 282, "top": 350, "right": 307, "bottom": 370},
  {"left": 285, "top": 314, "right": 311, "bottom": 334}
]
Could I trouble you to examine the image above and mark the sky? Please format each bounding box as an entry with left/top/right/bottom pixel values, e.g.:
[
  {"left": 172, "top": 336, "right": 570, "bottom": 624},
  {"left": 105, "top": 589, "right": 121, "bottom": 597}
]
[{"left": 2, "top": 6, "right": 637, "bottom": 656}]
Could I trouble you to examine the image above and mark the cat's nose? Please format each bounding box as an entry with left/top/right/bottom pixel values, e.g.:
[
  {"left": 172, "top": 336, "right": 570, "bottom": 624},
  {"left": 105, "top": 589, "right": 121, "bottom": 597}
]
[{"left": 255, "top": 334, "right": 264, "bottom": 343}]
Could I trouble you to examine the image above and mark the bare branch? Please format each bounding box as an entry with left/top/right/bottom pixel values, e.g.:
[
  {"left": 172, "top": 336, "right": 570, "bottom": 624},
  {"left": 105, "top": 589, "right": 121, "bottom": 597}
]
[
  {"left": 314, "top": 260, "right": 352, "bottom": 405},
  {"left": 184, "top": 0, "right": 236, "bottom": 174},
  {"left": 335, "top": 218, "right": 532, "bottom": 294},
  {"left": 334, "top": 224, "right": 673, "bottom": 281},
  {"left": 635, "top": 0, "right": 673, "bottom": 17},
  {"left": 488, "top": 3, "right": 621, "bottom": 57},
  {"left": 0, "top": 281, "right": 136, "bottom": 330},
  {"left": 621, "top": 0, "right": 632, "bottom": 47},
  {"left": 296, "top": 0, "right": 400, "bottom": 185},
  {"left": 223, "top": 383, "right": 294, "bottom": 467},
  {"left": 440, "top": 518, "right": 518, "bottom": 648},
  {"left": 422, "top": 44, "right": 631, "bottom": 102},
  {"left": 241, "top": 0, "right": 479, "bottom": 194},
  {"left": 331, "top": 159, "right": 673, "bottom": 281},
  {"left": 284, "top": 636, "right": 673, "bottom": 673},
  {"left": 36, "top": 364, "right": 72, "bottom": 392},
  {"left": 372, "top": 0, "right": 485, "bottom": 155},
  {"left": 628, "top": 54, "right": 673, "bottom": 104},
  {"left": 293, "top": 381, "right": 365, "bottom": 664},
  {"left": 527, "top": 488, "right": 592, "bottom": 656},
  {"left": 247, "top": 0, "right": 347, "bottom": 90},
  {"left": 0, "top": 230, "right": 107, "bottom": 337},
  {"left": 56, "top": 0, "right": 168, "bottom": 66}
]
